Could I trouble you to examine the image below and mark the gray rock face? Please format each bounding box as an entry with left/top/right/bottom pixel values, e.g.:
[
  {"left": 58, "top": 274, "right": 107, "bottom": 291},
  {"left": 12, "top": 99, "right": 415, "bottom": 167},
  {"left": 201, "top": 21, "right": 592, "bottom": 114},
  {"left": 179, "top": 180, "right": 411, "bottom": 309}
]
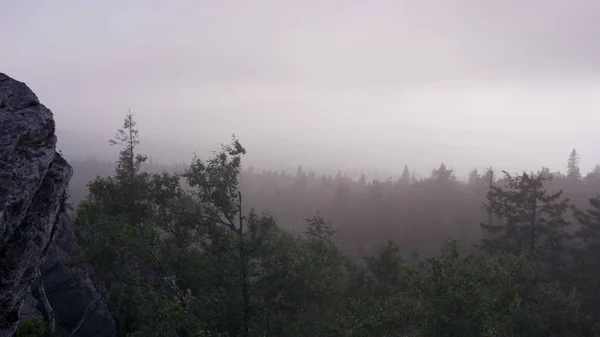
[
  {"left": 0, "top": 73, "right": 73, "bottom": 336},
  {"left": 35, "top": 211, "right": 116, "bottom": 337}
]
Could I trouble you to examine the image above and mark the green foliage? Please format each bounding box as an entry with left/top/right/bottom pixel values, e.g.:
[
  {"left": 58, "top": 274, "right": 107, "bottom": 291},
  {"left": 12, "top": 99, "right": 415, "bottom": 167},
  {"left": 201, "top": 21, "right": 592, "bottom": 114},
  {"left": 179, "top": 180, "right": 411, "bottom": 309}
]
[
  {"left": 15, "top": 319, "right": 46, "bottom": 337},
  {"left": 73, "top": 112, "right": 598, "bottom": 337},
  {"left": 337, "top": 240, "right": 593, "bottom": 337},
  {"left": 480, "top": 171, "right": 572, "bottom": 267},
  {"left": 76, "top": 113, "right": 198, "bottom": 335},
  {"left": 184, "top": 135, "right": 246, "bottom": 222},
  {"left": 571, "top": 194, "right": 600, "bottom": 323}
]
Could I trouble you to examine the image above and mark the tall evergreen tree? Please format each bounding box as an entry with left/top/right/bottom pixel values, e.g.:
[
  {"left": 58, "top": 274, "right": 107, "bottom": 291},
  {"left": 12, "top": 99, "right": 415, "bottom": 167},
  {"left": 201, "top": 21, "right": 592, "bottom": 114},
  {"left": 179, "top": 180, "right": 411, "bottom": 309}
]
[
  {"left": 468, "top": 169, "right": 480, "bottom": 186},
  {"left": 480, "top": 171, "right": 572, "bottom": 266},
  {"left": 430, "top": 163, "right": 455, "bottom": 182},
  {"left": 567, "top": 148, "right": 581, "bottom": 180},
  {"left": 400, "top": 165, "right": 411, "bottom": 184},
  {"left": 480, "top": 168, "right": 495, "bottom": 229},
  {"left": 585, "top": 164, "right": 600, "bottom": 184},
  {"left": 572, "top": 194, "right": 600, "bottom": 317},
  {"left": 358, "top": 173, "right": 367, "bottom": 186},
  {"left": 574, "top": 195, "right": 600, "bottom": 243},
  {"left": 108, "top": 109, "right": 147, "bottom": 179},
  {"left": 77, "top": 112, "right": 196, "bottom": 335},
  {"left": 293, "top": 165, "right": 307, "bottom": 190}
]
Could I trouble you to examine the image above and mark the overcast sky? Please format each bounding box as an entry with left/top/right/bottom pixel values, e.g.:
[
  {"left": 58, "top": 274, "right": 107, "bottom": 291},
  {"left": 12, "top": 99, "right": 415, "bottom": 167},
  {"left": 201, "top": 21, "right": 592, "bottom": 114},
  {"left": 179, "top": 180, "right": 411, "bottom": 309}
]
[{"left": 2, "top": 0, "right": 600, "bottom": 178}]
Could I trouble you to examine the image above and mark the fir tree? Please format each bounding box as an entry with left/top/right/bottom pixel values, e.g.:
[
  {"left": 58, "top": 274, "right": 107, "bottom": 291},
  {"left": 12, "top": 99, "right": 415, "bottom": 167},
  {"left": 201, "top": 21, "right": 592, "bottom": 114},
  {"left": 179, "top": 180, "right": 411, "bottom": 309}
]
[
  {"left": 567, "top": 148, "right": 581, "bottom": 180},
  {"left": 573, "top": 197, "right": 600, "bottom": 268},
  {"left": 480, "top": 171, "right": 572, "bottom": 265},
  {"left": 108, "top": 109, "right": 147, "bottom": 179},
  {"left": 467, "top": 169, "right": 480, "bottom": 186},
  {"left": 294, "top": 165, "right": 308, "bottom": 190},
  {"left": 430, "top": 163, "right": 455, "bottom": 182},
  {"left": 77, "top": 112, "right": 195, "bottom": 335},
  {"left": 570, "top": 194, "right": 600, "bottom": 320},
  {"left": 585, "top": 164, "right": 600, "bottom": 184},
  {"left": 358, "top": 173, "right": 367, "bottom": 186},
  {"left": 400, "top": 165, "right": 410, "bottom": 184}
]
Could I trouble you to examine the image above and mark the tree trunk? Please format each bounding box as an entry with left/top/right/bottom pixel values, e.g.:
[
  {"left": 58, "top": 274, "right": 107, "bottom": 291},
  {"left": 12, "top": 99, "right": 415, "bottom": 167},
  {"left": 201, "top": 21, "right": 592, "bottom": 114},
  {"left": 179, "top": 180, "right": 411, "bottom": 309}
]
[
  {"left": 238, "top": 191, "right": 251, "bottom": 337},
  {"left": 36, "top": 268, "right": 55, "bottom": 336},
  {"left": 487, "top": 169, "right": 494, "bottom": 227},
  {"left": 529, "top": 184, "right": 537, "bottom": 257}
]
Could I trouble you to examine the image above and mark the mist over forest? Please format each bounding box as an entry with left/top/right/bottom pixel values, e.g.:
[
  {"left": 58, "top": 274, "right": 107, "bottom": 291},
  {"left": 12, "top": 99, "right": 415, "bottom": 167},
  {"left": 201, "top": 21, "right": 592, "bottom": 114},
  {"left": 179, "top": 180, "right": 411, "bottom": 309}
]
[
  {"left": 4, "top": 0, "right": 600, "bottom": 336},
  {"left": 52, "top": 116, "right": 600, "bottom": 336},
  {"left": 65, "top": 136, "right": 600, "bottom": 260}
]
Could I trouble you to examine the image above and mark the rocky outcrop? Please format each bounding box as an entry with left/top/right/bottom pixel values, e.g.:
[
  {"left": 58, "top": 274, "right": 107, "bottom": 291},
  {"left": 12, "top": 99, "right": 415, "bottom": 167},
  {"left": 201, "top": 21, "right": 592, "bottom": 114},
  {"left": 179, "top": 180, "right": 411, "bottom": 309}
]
[
  {"left": 0, "top": 73, "right": 73, "bottom": 336},
  {"left": 34, "top": 211, "right": 116, "bottom": 336}
]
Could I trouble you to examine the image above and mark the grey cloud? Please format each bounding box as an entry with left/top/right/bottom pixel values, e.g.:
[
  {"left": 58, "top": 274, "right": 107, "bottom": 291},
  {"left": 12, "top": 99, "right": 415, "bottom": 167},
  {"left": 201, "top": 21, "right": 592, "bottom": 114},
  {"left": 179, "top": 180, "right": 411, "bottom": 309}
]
[
  {"left": 3, "top": 0, "right": 600, "bottom": 88},
  {"left": 2, "top": 0, "right": 600, "bottom": 178}
]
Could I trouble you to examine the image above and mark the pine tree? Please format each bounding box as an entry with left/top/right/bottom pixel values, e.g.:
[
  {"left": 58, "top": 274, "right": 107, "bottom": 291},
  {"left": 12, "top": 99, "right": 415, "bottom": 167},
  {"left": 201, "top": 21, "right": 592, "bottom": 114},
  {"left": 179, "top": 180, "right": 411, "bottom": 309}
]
[
  {"left": 538, "top": 166, "right": 554, "bottom": 179},
  {"left": 358, "top": 173, "right": 367, "bottom": 186},
  {"left": 108, "top": 109, "right": 147, "bottom": 179},
  {"left": 480, "top": 171, "right": 572, "bottom": 265},
  {"left": 295, "top": 165, "right": 304, "bottom": 178},
  {"left": 294, "top": 165, "right": 307, "bottom": 190},
  {"left": 479, "top": 168, "right": 495, "bottom": 229},
  {"left": 585, "top": 164, "right": 600, "bottom": 184},
  {"left": 430, "top": 163, "right": 455, "bottom": 182},
  {"left": 567, "top": 148, "right": 581, "bottom": 180},
  {"left": 467, "top": 169, "right": 480, "bottom": 186},
  {"left": 573, "top": 194, "right": 600, "bottom": 267},
  {"left": 572, "top": 194, "right": 600, "bottom": 318},
  {"left": 77, "top": 112, "right": 196, "bottom": 335},
  {"left": 400, "top": 165, "right": 410, "bottom": 184}
]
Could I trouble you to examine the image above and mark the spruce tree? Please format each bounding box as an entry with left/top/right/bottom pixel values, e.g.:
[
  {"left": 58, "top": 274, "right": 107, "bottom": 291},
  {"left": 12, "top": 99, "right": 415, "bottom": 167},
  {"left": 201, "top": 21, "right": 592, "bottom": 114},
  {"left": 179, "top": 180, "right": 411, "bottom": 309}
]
[
  {"left": 430, "top": 163, "right": 455, "bottom": 182},
  {"left": 585, "top": 164, "right": 600, "bottom": 184},
  {"left": 572, "top": 194, "right": 600, "bottom": 316},
  {"left": 480, "top": 171, "right": 572, "bottom": 266},
  {"left": 567, "top": 148, "right": 581, "bottom": 180},
  {"left": 358, "top": 173, "right": 367, "bottom": 186},
  {"left": 467, "top": 169, "right": 480, "bottom": 186},
  {"left": 77, "top": 112, "right": 197, "bottom": 335},
  {"left": 574, "top": 195, "right": 600, "bottom": 242},
  {"left": 481, "top": 168, "right": 495, "bottom": 228},
  {"left": 400, "top": 165, "right": 410, "bottom": 184}
]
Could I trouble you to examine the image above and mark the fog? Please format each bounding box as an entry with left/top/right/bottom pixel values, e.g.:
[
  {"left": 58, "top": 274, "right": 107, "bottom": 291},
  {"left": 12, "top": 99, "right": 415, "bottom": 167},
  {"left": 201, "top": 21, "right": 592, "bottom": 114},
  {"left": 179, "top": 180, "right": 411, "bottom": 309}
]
[{"left": 2, "top": 0, "right": 600, "bottom": 178}]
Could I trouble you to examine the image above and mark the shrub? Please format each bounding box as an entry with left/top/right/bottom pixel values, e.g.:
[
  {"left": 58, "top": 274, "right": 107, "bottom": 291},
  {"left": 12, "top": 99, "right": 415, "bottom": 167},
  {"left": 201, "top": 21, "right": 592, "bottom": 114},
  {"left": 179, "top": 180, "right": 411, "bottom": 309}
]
[{"left": 15, "top": 318, "right": 46, "bottom": 337}]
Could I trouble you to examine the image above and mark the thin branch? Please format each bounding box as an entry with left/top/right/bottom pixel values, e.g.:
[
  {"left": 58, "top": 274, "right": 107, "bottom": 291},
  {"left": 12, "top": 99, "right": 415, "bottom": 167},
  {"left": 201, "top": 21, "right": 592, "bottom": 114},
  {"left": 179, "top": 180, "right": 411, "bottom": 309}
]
[
  {"left": 111, "top": 270, "right": 178, "bottom": 301},
  {"left": 182, "top": 207, "right": 238, "bottom": 233},
  {"left": 35, "top": 267, "right": 55, "bottom": 336},
  {"left": 68, "top": 288, "right": 108, "bottom": 337},
  {"left": 135, "top": 223, "right": 169, "bottom": 278},
  {"left": 205, "top": 207, "right": 238, "bottom": 232},
  {"left": 135, "top": 222, "right": 185, "bottom": 305}
]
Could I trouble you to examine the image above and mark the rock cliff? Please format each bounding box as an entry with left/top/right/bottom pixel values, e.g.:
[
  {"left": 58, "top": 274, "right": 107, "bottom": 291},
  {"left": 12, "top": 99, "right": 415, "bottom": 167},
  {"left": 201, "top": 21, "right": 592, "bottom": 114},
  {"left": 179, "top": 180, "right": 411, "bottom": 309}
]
[{"left": 0, "top": 73, "right": 73, "bottom": 336}]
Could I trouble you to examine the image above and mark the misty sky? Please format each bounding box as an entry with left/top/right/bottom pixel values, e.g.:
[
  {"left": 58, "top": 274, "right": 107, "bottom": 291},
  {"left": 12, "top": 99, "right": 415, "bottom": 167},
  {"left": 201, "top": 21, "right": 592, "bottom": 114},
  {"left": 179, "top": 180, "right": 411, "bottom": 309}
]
[{"left": 2, "top": 0, "right": 600, "bottom": 178}]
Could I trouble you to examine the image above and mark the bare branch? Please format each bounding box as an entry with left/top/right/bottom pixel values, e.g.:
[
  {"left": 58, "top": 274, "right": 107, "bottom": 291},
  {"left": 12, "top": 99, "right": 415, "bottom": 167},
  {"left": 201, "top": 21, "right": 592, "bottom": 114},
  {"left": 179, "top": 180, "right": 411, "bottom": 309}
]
[
  {"left": 111, "top": 271, "right": 178, "bottom": 301},
  {"left": 35, "top": 267, "right": 55, "bottom": 336},
  {"left": 68, "top": 288, "right": 108, "bottom": 337}
]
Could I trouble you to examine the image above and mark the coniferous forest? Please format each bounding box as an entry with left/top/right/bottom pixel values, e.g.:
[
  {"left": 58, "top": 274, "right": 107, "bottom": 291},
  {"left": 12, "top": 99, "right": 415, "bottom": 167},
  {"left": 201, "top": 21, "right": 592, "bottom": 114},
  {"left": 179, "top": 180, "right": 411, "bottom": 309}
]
[{"left": 31, "top": 113, "right": 600, "bottom": 336}]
